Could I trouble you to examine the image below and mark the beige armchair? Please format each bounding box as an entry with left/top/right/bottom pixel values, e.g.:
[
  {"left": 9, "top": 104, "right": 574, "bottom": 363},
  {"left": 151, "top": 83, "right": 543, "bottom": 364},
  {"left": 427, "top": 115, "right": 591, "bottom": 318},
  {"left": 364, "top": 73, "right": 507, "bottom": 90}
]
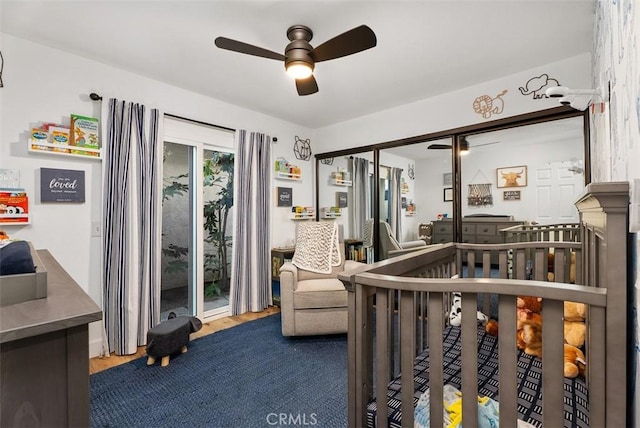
[
  {"left": 365, "top": 219, "right": 429, "bottom": 260},
  {"left": 279, "top": 223, "right": 364, "bottom": 336}
]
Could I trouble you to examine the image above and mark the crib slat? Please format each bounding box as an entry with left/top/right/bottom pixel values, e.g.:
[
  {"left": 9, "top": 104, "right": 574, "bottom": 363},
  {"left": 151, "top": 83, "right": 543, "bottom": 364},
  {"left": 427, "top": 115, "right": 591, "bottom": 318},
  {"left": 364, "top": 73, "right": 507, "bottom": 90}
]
[
  {"left": 399, "top": 290, "right": 415, "bottom": 428},
  {"left": 349, "top": 284, "right": 370, "bottom": 428},
  {"left": 428, "top": 293, "right": 444, "bottom": 428},
  {"left": 534, "top": 248, "right": 546, "bottom": 281},
  {"left": 375, "top": 288, "right": 390, "bottom": 428},
  {"left": 555, "top": 249, "right": 566, "bottom": 283},
  {"left": 589, "top": 304, "right": 606, "bottom": 427},
  {"left": 498, "top": 251, "right": 508, "bottom": 278},
  {"left": 515, "top": 250, "right": 526, "bottom": 279},
  {"left": 388, "top": 289, "right": 397, "bottom": 379},
  {"left": 542, "top": 299, "right": 564, "bottom": 427},
  {"left": 498, "top": 294, "right": 518, "bottom": 427},
  {"left": 461, "top": 292, "right": 478, "bottom": 428}
]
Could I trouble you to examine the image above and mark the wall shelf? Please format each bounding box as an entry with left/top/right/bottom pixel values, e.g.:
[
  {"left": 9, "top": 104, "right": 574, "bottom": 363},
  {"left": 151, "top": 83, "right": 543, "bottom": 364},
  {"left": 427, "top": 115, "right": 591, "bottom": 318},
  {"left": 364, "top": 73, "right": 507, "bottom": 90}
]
[
  {"left": 275, "top": 171, "right": 301, "bottom": 181},
  {"left": 291, "top": 214, "right": 315, "bottom": 220},
  {"left": 0, "top": 189, "right": 29, "bottom": 225},
  {"left": 331, "top": 178, "right": 352, "bottom": 186},
  {"left": 321, "top": 207, "right": 342, "bottom": 218},
  {"left": 29, "top": 142, "right": 101, "bottom": 160},
  {"left": 0, "top": 214, "right": 30, "bottom": 225}
]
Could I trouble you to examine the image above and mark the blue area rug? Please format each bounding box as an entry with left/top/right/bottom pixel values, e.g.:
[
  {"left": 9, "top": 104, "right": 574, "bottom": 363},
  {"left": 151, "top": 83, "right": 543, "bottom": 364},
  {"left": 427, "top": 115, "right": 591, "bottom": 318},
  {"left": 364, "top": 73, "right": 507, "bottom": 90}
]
[{"left": 90, "top": 313, "right": 347, "bottom": 427}]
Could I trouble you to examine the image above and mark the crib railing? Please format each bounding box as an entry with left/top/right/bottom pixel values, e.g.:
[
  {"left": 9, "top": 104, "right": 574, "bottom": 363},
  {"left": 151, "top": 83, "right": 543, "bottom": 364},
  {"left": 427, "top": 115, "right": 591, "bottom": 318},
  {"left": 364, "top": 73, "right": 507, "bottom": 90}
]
[
  {"left": 500, "top": 222, "right": 580, "bottom": 243},
  {"left": 339, "top": 242, "right": 607, "bottom": 428}
]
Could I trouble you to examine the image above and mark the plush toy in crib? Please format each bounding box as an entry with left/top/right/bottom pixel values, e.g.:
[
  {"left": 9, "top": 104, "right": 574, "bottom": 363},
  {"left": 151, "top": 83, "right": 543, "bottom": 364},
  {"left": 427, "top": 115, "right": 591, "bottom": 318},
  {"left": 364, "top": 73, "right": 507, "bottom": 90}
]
[
  {"left": 448, "top": 292, "right": 489, "bottom": 327},
  {"left": 485, "top": 295, "right": 542, "bottom": 337},
  {"left": 547, "top": 251, "right": 577, "bottom": 283},
  {"left": 564, "top": 343, "right": 587, "bottom": 378},
  {"left": 517, "top": 319, "right": 543, "bottom": 357},
  {"left": 518, "top": 321, "right": 587, "bottom": 378},
  {"left": 564, "top": 301, "right": 586, "bottom": 348},
  {"left": 516, "top": 296, "right": 542, "bottom": 329}
]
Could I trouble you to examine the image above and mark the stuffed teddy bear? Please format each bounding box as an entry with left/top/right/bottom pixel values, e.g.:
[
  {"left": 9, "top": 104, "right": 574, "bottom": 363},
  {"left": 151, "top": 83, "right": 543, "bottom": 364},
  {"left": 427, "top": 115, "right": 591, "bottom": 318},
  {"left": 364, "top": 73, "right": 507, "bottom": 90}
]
[
  {"left": 564, "top": 301, "right": 586, "bottom": 348},
  {"left": 516, "top": 296, "right": 542, "bottom": 330},
  {"left": 518, "top": 321, "right": 587, "bottom": 378},
  {"left": 484, "top": 295, "right": 542, "bottom": 337},
  {"left": 517, "top": 319, "right": 542, "bottom": 357},
  {"left": 547, "top": 251, "right": 577, "bottom": 283},
  {"left": 564, "top": 343, "right": 587, "bottom": 378}
]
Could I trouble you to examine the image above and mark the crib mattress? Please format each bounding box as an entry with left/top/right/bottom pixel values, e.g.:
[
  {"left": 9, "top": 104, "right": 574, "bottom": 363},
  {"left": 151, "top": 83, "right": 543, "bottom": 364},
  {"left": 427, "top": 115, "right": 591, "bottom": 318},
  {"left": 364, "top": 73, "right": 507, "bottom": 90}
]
[{"left": 366, "top": 325, "right": 589, "bottom": 428}]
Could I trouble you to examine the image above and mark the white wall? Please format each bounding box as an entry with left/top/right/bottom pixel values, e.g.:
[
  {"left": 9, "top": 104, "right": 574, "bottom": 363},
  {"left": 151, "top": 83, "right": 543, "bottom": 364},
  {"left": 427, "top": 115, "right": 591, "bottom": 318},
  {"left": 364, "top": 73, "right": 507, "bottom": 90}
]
[
  {"left": 411, "top": 134, "right": 583, "bottom": 225},
  {"left": 590, "top": 2, "right": 640, "bottom": 424},
  {"left": 313, "top": 53, "right": 592, "bottom": 152},
  {"left": 0, "top": 34, "right": 312, "bottom": 356}
]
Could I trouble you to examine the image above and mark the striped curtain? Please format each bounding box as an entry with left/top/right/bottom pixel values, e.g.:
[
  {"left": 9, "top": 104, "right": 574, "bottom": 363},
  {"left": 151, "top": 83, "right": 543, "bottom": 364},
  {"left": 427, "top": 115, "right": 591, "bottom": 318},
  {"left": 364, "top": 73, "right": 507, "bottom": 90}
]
[
  {"left": 102, "top": 99, "right": 162, "bottom": 355},
  {"left": 230, "top": 130, "right": 271, "bottom": 315},
  {"left": 350, "top": 157, "right": 370, "bottom": 240},
  {"left": 390, "top": 167, "right": 403, "bottom": 240}
]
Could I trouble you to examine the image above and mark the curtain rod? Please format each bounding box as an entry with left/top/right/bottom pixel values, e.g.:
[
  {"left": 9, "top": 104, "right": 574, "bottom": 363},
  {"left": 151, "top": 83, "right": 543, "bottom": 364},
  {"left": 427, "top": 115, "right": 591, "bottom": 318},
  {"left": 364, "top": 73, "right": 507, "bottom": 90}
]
[
  {"left": 89, "top": 92, "right": 236, "bottom": 133},
  {"left": 164, "top": 113, "right": 235, "bottom": 133}
]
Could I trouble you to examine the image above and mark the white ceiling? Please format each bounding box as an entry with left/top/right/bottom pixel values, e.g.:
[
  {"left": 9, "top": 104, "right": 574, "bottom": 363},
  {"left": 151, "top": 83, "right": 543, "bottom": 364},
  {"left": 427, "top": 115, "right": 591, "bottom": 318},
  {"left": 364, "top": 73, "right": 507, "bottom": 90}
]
[{"left": 1, "top": 1, "right": 595, "bottom": 129}]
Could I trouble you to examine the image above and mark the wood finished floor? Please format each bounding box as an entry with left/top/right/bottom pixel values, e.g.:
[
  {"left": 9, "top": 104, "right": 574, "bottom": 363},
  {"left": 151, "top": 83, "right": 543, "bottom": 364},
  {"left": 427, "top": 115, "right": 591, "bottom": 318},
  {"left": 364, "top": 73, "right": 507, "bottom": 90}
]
[{"left": 89, "top": 306, "right": 280, "bottom": 374}]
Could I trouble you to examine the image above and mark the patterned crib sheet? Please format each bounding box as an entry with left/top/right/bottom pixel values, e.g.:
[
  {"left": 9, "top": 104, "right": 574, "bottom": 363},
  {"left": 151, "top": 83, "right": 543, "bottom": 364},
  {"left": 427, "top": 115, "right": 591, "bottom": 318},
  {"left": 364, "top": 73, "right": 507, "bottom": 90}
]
[{"left": 366, "top": 325, "right": 589, "bottom": 428}]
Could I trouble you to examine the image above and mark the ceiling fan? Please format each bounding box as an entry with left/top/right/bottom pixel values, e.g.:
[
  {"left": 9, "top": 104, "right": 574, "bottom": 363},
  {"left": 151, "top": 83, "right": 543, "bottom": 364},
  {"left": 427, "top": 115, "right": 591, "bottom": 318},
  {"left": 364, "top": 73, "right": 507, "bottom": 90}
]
[{"left": 214, "top": 24, "right": 377, "bottom": 96}]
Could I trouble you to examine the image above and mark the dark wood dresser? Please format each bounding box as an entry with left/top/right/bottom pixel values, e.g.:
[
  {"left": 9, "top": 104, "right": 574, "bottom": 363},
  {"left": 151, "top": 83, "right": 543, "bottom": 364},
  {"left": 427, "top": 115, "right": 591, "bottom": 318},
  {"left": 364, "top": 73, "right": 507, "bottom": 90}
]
[{"left": 1, "top": 250, "right": 102, "bottom": 427}]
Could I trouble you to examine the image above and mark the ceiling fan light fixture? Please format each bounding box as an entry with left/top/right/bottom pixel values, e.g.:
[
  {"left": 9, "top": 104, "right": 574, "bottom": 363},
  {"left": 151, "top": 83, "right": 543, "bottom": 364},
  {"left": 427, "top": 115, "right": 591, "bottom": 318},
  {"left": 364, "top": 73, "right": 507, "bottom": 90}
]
[
  {"left": 460, "top": 138, "right": 470, "bottom": 155},
  {"left": 286, "top": 61, "right": 313, "bottom": 79}
]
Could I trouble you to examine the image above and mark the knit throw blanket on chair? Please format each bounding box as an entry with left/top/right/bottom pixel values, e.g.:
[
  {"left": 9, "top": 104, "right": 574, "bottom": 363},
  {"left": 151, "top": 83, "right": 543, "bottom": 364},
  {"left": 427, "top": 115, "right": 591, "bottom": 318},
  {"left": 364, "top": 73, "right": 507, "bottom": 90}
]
[{"left": 292, "top": 222, "right": 342, "bottom": 274}]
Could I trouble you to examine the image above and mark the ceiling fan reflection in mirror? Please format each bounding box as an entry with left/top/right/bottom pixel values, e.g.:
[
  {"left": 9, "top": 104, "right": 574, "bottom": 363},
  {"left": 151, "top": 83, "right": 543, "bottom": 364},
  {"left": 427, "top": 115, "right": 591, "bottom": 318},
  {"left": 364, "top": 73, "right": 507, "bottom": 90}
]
[
  {"left": 427, "top": 137, "right": 499, "bottom": 153},
  {"left": 214, "top": 25, "right": 376, "bottom": 96}
]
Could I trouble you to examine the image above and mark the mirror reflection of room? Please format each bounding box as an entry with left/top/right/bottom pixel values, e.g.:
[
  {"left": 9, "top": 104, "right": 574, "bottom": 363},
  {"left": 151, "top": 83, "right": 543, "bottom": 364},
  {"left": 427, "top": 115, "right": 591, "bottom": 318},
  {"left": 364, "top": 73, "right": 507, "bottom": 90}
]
[
  {"left": 460, "top": 116, "right": 584, "bottom": 230},
  {"left": 316, "top": 115, "right": 586, "bottom": 262},
  {"left": 318, "top": 152, "right": 374, "bottom": 262}
]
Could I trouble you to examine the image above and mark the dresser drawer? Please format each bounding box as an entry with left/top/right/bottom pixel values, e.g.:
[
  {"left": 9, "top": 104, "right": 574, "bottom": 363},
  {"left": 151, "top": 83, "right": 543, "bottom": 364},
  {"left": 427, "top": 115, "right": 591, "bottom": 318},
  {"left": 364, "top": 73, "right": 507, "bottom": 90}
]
[
  {"left": 475, "top": 235, "right": 502, "bottom": 244},
  {"left": 433, "top": 223, "right": 453, "bottom": 235},
  {"left": 432, "top": 234, "right": 453, "bottom": 244},
  {"left": 475, "top": 224, "right": 497, "bottom": 236},
  {"left": 461, "top": 224, "right": 476, "bottom": 235}
]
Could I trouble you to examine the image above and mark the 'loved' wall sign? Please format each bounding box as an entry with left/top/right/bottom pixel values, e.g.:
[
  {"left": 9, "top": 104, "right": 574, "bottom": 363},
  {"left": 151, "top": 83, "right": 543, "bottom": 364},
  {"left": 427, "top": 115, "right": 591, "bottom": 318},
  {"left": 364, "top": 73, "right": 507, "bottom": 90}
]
[{"left": 40, "top": 168, "right": 85, "bottom": 203}]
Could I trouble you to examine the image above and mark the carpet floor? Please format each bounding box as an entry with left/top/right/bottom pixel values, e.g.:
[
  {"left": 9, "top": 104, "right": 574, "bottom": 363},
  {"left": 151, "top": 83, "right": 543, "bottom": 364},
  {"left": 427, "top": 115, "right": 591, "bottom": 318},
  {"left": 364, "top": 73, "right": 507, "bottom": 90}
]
[{"left": 90, "top": 313, "right": 348, "bottom": 428}]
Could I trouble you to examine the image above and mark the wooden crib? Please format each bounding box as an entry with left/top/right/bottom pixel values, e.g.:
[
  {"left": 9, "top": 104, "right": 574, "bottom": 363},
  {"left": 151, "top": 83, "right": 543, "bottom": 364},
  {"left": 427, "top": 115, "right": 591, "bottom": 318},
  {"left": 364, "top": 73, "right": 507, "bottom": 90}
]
[{"left": 339, "top": 182, "right": 630, "bottom": 428}]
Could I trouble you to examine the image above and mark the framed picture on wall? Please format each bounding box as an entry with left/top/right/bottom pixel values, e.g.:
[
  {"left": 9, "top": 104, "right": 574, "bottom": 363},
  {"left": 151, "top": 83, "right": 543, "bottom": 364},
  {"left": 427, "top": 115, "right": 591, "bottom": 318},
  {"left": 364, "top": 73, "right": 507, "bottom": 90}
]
[
  {"left": 443, "top": 172, "right": 452, "bottom": 186},
  {"left": 336, "top": 191, "right": 348, "bottom": 208},
  {"left": 503, "top": 190, "right": 521, "bottom": 201},
  {"left": 496, "top": 165, "right": 527, "bottom": 188},
  {"left": 443, "top": 187, "right": 453, "bottom": 202},
  {"left": 276, "top": 187, "right": 292, "bottom": 207}
]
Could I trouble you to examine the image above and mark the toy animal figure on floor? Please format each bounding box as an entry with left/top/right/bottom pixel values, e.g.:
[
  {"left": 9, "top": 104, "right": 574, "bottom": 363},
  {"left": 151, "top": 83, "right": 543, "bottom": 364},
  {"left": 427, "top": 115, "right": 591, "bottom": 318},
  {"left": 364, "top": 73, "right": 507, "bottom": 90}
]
[{"left": 146, "top": 314, "right": 202, "bottom": 367}]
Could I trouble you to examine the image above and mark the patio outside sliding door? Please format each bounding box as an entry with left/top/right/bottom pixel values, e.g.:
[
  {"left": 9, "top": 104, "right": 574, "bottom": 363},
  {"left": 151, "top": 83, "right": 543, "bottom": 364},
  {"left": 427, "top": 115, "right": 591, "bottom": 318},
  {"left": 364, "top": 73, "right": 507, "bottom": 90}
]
[{"left": 161, "top": 137, "right": 234, "bottom": 321}]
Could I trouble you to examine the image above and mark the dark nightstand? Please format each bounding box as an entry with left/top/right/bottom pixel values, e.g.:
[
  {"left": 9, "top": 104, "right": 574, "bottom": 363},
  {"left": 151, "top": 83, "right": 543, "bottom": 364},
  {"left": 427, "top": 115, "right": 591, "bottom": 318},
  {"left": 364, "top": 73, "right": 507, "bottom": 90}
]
[{"left": 271, "top": 247, "right": 295, "bottom": 307}]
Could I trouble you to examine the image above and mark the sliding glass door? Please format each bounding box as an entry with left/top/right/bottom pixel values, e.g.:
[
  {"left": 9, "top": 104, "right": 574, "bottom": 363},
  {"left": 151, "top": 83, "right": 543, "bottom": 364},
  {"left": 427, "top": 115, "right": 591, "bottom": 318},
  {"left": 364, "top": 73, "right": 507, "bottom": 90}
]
[
  {"left": 161, "top": 120, "right": 235, "bottom": 321},
  {"left": 202, "top": 148, "right": 234, "bottom": 313}
]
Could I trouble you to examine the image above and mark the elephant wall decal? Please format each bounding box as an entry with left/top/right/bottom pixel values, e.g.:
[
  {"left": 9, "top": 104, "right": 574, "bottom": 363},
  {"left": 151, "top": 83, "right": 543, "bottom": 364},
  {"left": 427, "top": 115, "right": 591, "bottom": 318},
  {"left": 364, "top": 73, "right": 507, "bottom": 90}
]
[{"left": 519, "top": 73, "right": 561, "bottom": 99}]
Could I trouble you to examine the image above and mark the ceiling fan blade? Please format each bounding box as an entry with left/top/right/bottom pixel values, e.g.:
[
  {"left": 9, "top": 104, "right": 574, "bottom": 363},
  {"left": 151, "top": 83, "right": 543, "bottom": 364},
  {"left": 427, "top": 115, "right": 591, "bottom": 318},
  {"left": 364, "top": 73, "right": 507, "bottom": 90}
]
[
  {"left": 296, "top": 75, "right": 319, "bottom": 96},
  {"left": 214, "top": 37, "right": 285, "bottom": 61},
  {"left": 310, "top": 25, "right": 377, "bottom": 62},
  {"left": 427, "top": 144, "right": 452, "bottom": 150},
  {"left": 475, "top": 141, "right": 501, "bottom": 148}
]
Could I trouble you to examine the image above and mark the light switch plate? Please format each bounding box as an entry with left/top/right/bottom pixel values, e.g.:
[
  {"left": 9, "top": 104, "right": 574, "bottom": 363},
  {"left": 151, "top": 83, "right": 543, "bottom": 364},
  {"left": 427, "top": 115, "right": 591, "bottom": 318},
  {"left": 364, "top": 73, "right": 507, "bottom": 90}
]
[{"left": 91, "top": 221, "right": 102, "bottom": 237}]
